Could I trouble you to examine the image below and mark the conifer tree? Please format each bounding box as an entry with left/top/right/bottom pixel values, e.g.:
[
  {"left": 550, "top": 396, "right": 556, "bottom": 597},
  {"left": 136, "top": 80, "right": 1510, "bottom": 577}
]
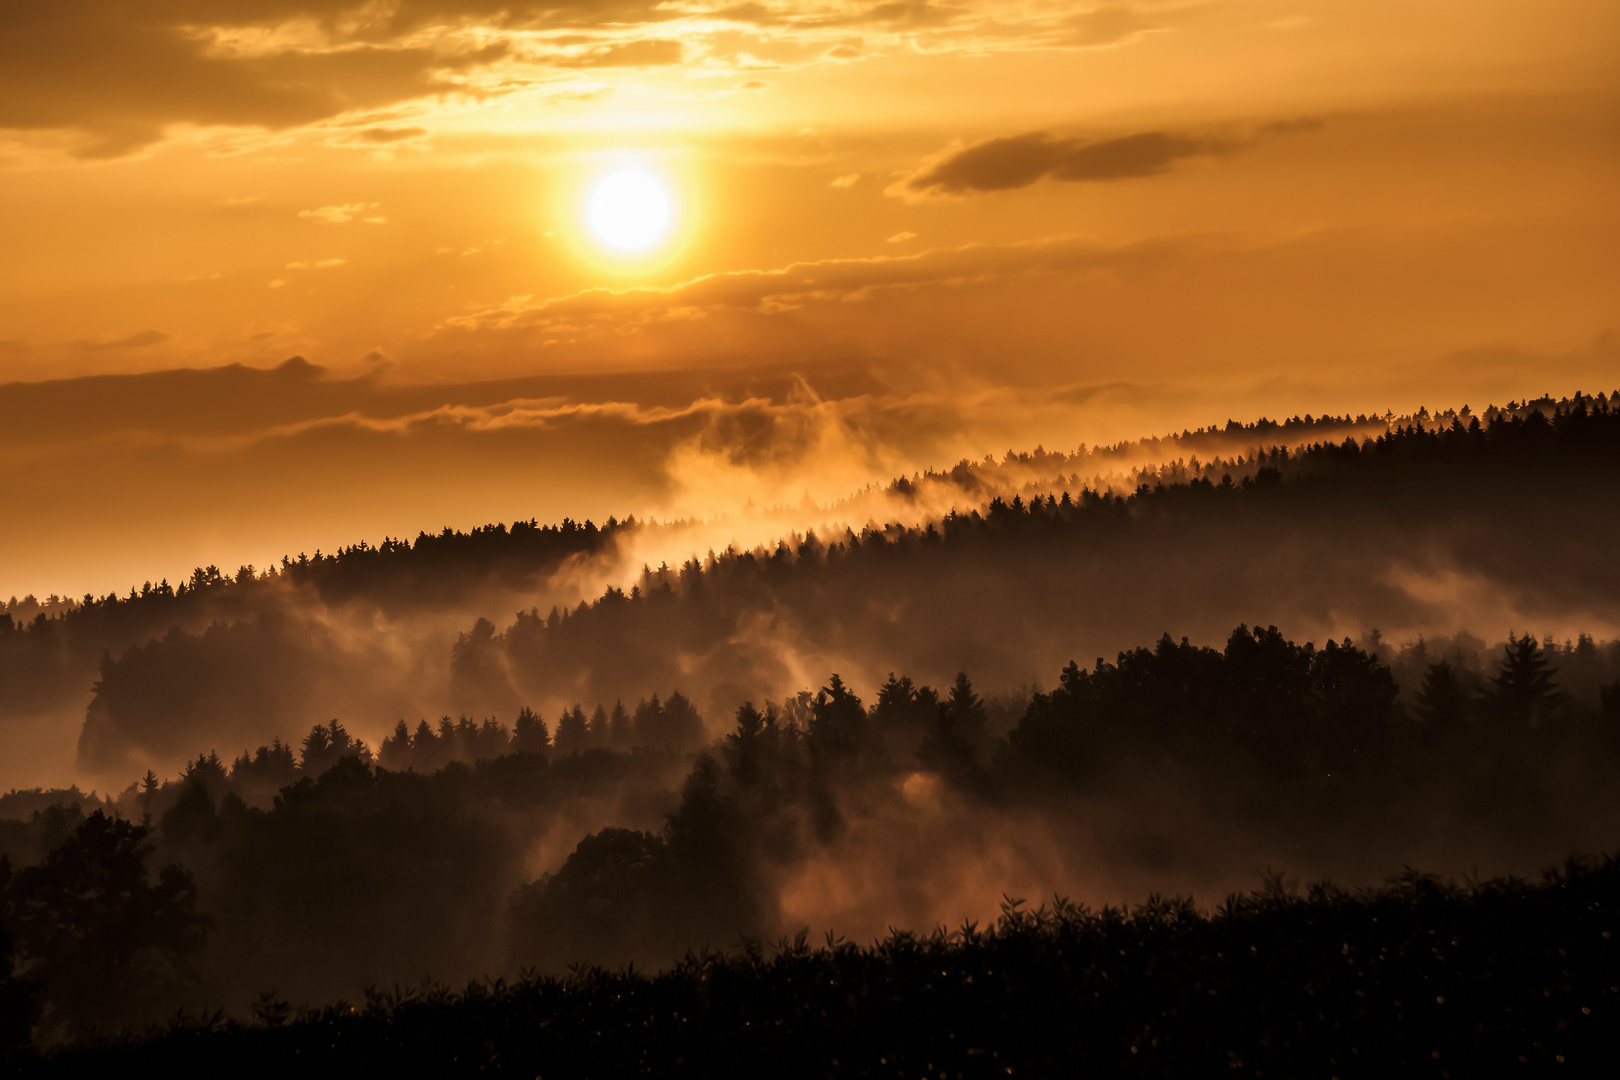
[
  {"left": 609, "top": 700, "right": 632, "bottom": 748},
  {"left": 513, "top": 707, "right": 550, "bottom": 753},
  {"left": 554, "top": 705, "right": 589, "bottom": 756},
  {"left": 1414, "top": 661, "right": 1471, "bottom": 748},
  {"left": 1492, "top": 633, "right": 1561, "bottom": 725}
]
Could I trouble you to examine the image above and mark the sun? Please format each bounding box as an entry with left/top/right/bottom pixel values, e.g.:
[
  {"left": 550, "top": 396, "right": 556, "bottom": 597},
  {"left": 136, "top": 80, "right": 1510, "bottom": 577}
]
[{"left": 587, "top": 169, "right": 673, "bottom": 252}]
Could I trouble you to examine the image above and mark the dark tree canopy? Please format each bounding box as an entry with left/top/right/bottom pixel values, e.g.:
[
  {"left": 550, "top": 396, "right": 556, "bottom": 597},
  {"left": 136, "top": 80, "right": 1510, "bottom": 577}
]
[{"left": 1, "top": 812, "right": 207, "bottom": 1039}]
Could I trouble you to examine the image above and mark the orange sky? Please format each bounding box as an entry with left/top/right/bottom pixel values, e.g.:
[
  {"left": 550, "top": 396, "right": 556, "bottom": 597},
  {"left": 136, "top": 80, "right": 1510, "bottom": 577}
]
[{"left": 2, "top": 0, "right": 1619, "bottom": 599}]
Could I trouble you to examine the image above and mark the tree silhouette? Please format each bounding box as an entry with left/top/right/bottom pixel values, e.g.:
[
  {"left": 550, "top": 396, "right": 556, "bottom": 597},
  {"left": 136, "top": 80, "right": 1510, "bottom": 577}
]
[
  {"left": 299, "top": 723, "right": 330, "bottom": 768},
  {"left": 378, "top": 720, "right": 412, "bottom": 769},
  {"left": 632, "top": 694, "right": 664, "bottom": 747},
  {"left": 1414, "top": 661, "right": 1472, "bottom": 749},
  {"left": 918, "top": 673, "right": 991, "bottom": 791},
  {"left": 722, "top": 702, "right": 771, "bottom": 791},
  {"left": 1492, "top": 633, "right": 1562, "bottom": 725},
  {"left": 1311, "top": 638, "right": 1398, "bottom": 775},
  {"left": 299, "top": 719, "right": 370, "bottom": 777},
  {"left": 229, "top": 740, "right": 296, "bottom": 795},
  {"left": 1601, "top": 682, "right": 1620, "bottom": 744},
  {"left": 870, "top": 673, "right": 940, "bottom": 764},
  {"left": 512, "top": 706, "right": 550, "bottom": 754},
  {"left": 138, "top": 770, "right": 159, "bottom": 825},
  {"left": 943, "top": 672, "right": 989, "bottom": 747},
  {"left": 0, "top": 865, "right": 40, "bottom": 1056},
  {"left": 2, "top": 811, "right": 208, "bottom": 1039},
  {"left": 553, "top": 706, "right": 589, "bottom": 756},
  {"left": 664, "top": 754, "right": 763, "bottom": 945},
  {"left": 808, "top": 675, "right": 866, "bottom": 761},
  {"left": 661, "top": 692, "right": 705, "bottom": 750},
  {"left": 507, "top": 828, "right": 673, "bottom": 970},
  {"left": 608, "top": 700, "right": 632, "bottom": 749},
  {"left": 179, "top": 751, "right": 230, "bottom": 804}
]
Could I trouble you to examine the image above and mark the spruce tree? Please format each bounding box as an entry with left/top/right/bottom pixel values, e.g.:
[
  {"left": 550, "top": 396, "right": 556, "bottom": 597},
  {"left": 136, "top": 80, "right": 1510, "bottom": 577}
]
[{"left": 1492, "top": 633, "right": 1560, "bottom": 725}]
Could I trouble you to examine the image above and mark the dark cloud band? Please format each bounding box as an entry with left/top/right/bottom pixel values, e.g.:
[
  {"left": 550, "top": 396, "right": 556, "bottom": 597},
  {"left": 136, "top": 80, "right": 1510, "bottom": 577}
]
[
  {"left": 0, "top": 0, "right": 668, "bottom": 154},
  {"left": 901, "top": 130, "right": 1216, "bottom": 196}
]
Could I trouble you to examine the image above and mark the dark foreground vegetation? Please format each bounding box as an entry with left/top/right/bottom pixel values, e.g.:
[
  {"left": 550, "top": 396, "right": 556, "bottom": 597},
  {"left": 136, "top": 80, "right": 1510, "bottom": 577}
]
[
  {"left": 2, "top": 622, "right": 1619, "bottom": 1054},
  {"left": 8, "top": 856, "right": 1618, "bottom": 1076}
]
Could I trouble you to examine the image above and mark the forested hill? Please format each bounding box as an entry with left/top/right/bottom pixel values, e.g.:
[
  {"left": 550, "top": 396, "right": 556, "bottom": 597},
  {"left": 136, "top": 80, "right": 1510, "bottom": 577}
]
[
  {"left": 451, "top": 396, "right": 1620, "bottom": 721},
  {"left": 0, "top": 518, "right": 614, "bottom": 738},
  {"left": 5, "top": 391, "right": 1598, "bottom": 633},
  {"left": 4, "top": 396, "right": 1620, "bottom": 1062},
  {"left": 6, "top": 392, "right": 1619, "bottom": 781}
]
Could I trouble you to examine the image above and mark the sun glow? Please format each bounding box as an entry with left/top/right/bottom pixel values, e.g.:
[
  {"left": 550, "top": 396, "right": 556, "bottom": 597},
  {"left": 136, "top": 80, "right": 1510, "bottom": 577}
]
[{"left": 587, "top": 169, "right": 673, "bottom": 251}]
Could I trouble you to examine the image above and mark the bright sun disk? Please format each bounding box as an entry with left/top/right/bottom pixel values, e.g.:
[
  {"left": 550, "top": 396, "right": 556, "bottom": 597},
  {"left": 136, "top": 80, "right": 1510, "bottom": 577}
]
[{"left": 587, "top": 169, "right": 672, "bottom": 252}]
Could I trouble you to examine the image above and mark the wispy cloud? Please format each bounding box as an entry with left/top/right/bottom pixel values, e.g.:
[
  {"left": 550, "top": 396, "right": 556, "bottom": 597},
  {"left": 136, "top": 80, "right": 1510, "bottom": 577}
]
[
  {"left": 896, "top": 130, "right": 1221, "bottom": 198},
  {"left": 299, "top": 203, "right": 385, "bottom": 224},
  {"left": 73, "top": 330, "right": 173, "bottom": 351}
]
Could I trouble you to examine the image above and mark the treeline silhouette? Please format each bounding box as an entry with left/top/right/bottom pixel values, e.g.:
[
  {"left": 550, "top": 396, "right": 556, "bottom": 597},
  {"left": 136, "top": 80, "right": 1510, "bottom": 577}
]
[
  {"left": 375, "top": 693, "right": 705, "bottom": 774},
  {"left": 5, "top": 623, "right": 1620, "bottom": 1049},
  {"left": 463, "top": 396, "right": 1620, "bottom": 713},
  {"left": 9, "top": 391, "right": 1615, "bottom": 777},
  {"left": 5, "top": 392, "right": 1620, "bottom": 1061},
  {"left": 0, "top": 517, "right": 613, "bottom": 731},
  {"left": 862, "top": 392, "right": 1606, "bottom": 520},
  {"left": 10, "top": 857, "right": 1618, "bottom": 1075}
]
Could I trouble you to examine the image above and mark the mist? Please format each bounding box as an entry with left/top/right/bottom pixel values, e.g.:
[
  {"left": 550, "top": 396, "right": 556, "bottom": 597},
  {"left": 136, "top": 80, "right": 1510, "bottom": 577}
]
[{"left": 4, "top": 393, "right": 1620, "bottom": 1034}]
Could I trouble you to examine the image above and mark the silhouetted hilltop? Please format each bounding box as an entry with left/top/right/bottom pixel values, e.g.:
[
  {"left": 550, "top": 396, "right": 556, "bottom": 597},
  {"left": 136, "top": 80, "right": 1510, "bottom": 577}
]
[
  {"left": 32, "top": 393, "right": 1619, "bottom": 778},
  {"left": 843, "top": 392, "right": 1603, "bottom": 517},
  {"left": 477, "top": 398, "right": 1620, "bottom": 717},
  {"left": 1, "top": 518, "right": 614, "bottom": 771}
]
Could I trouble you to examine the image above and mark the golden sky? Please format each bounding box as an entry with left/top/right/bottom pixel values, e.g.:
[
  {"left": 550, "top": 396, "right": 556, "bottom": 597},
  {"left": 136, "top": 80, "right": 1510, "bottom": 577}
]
[{"left": 2, "top": 0, "right": 1618, "bottom": 598}]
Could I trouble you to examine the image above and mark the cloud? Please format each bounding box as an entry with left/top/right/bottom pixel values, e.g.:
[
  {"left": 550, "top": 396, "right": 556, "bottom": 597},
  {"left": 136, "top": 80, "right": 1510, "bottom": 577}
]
[
  {"left": 887, "top": 231, "right": 917, "bottom": 243},
  {"left": 859, "top": 0, "right": 962, "bottom": 28},
  {"left": 831, "top": 173, "right": 860, "bottom": 188},
  {"left": 414, "top": 214, "right": 1609, "bottom": 416},
  {"left": 299, "top": 203, "right": 385, "bottom": 224},
  {"left": 449, "top": 234, "right": 1189, "bottom": 322},
  {"left": 285, "top": 258, "right": 347, "bottom": 270},
  {"left": 546, "top": 87, "right": 614, "bottom": 103},
  {"left": 0, "top": 352, "right": 905, "bottom": 458},
  {"left": 1259, "top": 117, "right": 1325, "bottom": 136},
  {"left": 549, "top": 38, "right": 684, "bottom": 68},
  {"left": 897, "top": 130, "right": 1217, "bottom": 197},
  {"left": 0, "top": 9, "right": 510, "bottom": 156},
  {"left": 707, "top": 2, "right": 787, "bottom": 25},
  {"left": 351, "top": 125, "right": 428, "bottom": 143},
  {"left": 0, "top": 1, "right": 671, "bottom": 154},
  {"left": 0, "top": 0, "right": 1191, "bottom": 154},
  {"left": 75, "top": 330, "right": 173, "bottom": 351},
  {"left": 1067, "top": 4, "right": 1165, "bottom": 47},
  {"left": 428, "top": 233, "right": 1205, "bottom": 372}
]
